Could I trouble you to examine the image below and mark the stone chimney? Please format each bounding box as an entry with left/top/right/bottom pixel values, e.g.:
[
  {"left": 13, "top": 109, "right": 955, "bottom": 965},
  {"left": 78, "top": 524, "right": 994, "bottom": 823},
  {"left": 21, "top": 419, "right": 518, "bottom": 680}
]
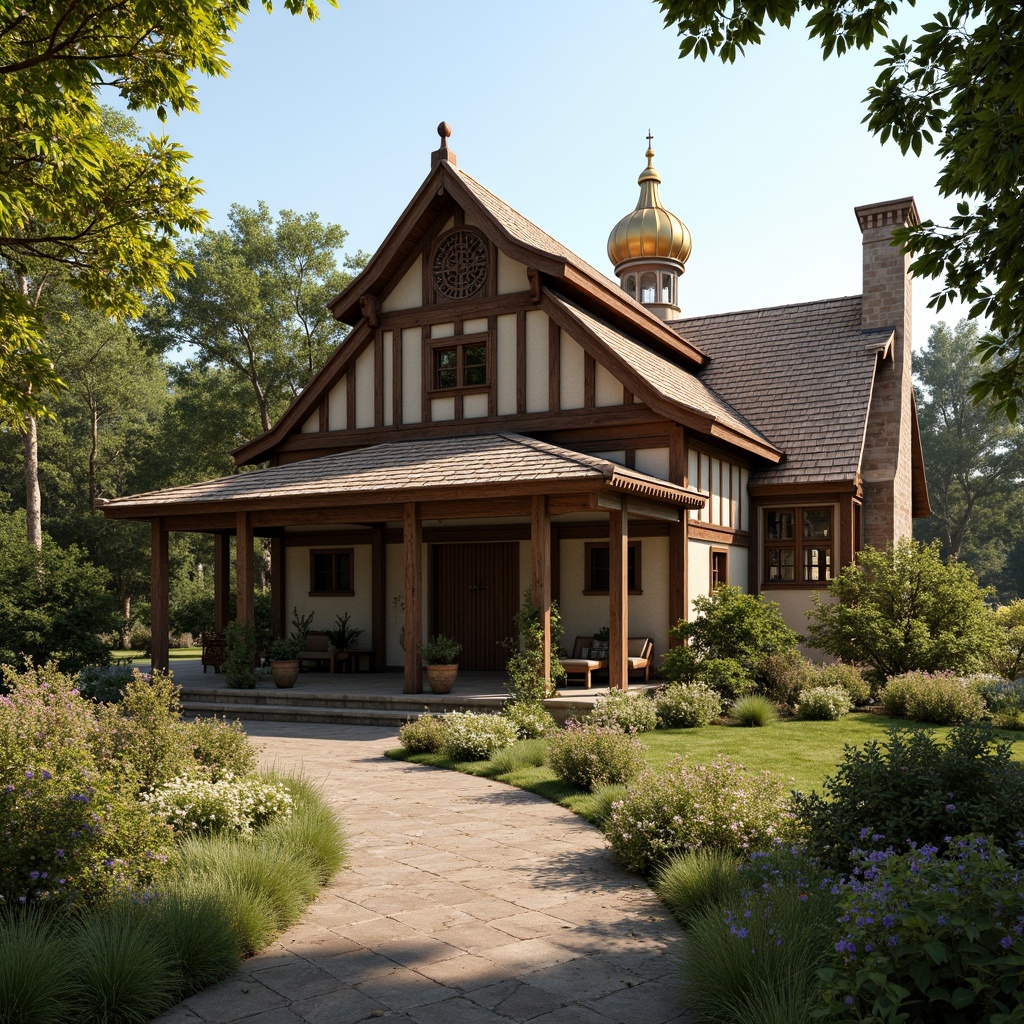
[{"left": 855, "top": 197, "right": 919, "bottom": 550}]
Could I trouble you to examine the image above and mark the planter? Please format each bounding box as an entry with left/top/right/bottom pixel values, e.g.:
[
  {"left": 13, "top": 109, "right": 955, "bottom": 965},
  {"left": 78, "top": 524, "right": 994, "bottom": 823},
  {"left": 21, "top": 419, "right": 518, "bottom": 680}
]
[
  {"left": 426, "top": 664, "right": 458, "bottom": 694},
  {"left": 270, "top": 659, "right": 300, "bottom": 688}
]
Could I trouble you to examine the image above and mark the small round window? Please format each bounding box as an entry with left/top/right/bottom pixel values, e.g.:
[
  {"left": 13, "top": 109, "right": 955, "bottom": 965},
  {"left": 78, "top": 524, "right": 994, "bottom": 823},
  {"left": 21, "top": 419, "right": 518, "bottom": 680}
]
[{"left": 432, "top": 228, "right": 489, "bottom": 300}]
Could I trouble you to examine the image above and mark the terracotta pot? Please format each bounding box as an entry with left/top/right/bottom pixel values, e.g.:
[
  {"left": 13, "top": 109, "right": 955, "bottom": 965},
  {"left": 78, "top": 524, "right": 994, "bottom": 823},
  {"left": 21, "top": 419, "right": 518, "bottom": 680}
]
[
  {"left": 270, "top": 659, "right": 300, "bottom": 688},
  {"left": 426, "top": 664, "right": 458, "bottom": 694}
]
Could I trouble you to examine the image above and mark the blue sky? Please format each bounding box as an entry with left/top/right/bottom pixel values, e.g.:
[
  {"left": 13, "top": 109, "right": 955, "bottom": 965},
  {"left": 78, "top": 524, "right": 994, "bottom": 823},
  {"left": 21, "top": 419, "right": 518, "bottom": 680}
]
[{"left": 132, "top": 0, "right": 967, "bottom": 344}]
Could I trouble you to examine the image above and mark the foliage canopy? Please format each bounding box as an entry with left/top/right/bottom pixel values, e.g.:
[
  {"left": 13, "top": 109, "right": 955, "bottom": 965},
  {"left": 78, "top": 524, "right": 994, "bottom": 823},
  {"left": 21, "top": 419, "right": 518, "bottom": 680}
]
[{"left": 656, "top": 0, "right": 1024, "bottom": 421}]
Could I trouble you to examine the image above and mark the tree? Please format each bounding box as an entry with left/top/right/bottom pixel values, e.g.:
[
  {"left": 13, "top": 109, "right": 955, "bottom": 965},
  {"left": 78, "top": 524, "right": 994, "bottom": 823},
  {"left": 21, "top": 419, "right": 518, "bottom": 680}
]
[
  {"left": 913, "top": 320, "right": 1024, "bottom": 590},
  {"left": 143, "top": 203, "right": 363, "bottom": 434},
  {"left": 656, "top": 0, "right": 1024, "bottom": 421},
  {"left": 0, "top": 0, "right": 332, "bottom": 426},
  {"left": 806, "top": 539, "right": 1002, "bottom": 679}
]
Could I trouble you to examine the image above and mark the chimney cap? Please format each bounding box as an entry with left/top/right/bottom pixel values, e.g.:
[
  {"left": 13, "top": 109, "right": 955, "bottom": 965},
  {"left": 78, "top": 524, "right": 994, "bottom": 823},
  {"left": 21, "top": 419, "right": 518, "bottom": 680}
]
[{"left": 855, "top": 197, "right": 920, "bottom": 232}]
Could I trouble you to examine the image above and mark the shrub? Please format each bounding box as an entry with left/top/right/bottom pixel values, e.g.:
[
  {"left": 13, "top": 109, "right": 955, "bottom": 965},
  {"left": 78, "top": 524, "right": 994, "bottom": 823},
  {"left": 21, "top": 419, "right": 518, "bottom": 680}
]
[
  {"left": 699, "top": 657, "right": 754, "bottom": 698},
  {"left": 812, "top": 661, "right": 872, "bottom": 705},
  {"left": 753, "top": 649, "right": 813, "bottom": 704},
  {"left": 654, "top": 681, "right": 723, "bottom": 728},
  {"left": 486, "top": 738, "right": 548, "bottom": 776},
  {"left": 683, "top": 852, "right": 840, "bottom": 1024},
  {"left": 184, "top": 716, "right": 259, "bottom": 781},
  {"left": 796, "top": 685, "right": 852, "bottom": 721},
  {"left": 977, "top": 675, "right": 1024, "bottom": 715},
  {"left": 820, "top": 837, "right": 1024, "bottom": 1023},
  {"left": 991, "top": 598, "right": 1024, "bottom": 680},
  {"left": 792, "top": 723, "right": 1024, "bottom": 871},
  {"left": 663, "top": 585, "right": 798, "bottom": 684},
  {"left": 605, "top": 756, "right": 795, "bottom": 873},
  {"left": 585, "top": 783, "right": 629, "bottom": 828},
  {"left": 0, "top": 509, "right": 117, "bottom": 674},
  {"left": 501, "top": 700, "right": 557, "bottom": 739},
  {"left": 398, "top": 714, "right": 445, "bottom": 754},
  {"left": 654, "top": 847, "right": 744, "bottom": 926},
  {"left": 437, "top": 711, "right": 518, "bottom": 761},
  {"left": 222, "top": 619, "right": 258, "bottom": 688},
  {"left": 880, "top": 670, "right": 987, "bottom": 724},
  {"left": 588, "top": 689, "right": 658, "bottom": 733},
  {"left": 504, "top": 591, "right": 566, "bottom": 701},
  {"left": 807, "top": 539, "right": 1003, "bottom": 680},
  {"left": 727, "top": 694, "right": 776, "bottom": 727},
  {"left": 144, "top": 774, "right": 294, "bottom": 834},
  {"left": 77, "top": 663, "right": 137, "bottom": 703},
  {"left": 547, "top": 720, "right": 646, "bottom": 790}
]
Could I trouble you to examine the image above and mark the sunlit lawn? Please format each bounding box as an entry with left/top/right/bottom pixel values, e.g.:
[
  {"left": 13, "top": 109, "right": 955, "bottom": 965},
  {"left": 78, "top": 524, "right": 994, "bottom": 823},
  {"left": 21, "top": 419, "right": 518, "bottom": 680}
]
[{"left": 112, "top": 647, "right": 201, "bottom": 662}]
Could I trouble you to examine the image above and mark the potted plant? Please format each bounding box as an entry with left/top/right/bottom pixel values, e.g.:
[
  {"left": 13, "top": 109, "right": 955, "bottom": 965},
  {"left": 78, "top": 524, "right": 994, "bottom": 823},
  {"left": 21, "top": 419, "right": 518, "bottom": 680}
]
[
  {"left": 266, "top": 635, "right": 303, "bottom": 688},
  {"left": 326, "top": 612, "right": 364, "bottom": 670},
  {"left": 421, "top": 634, "right": 462, "bottom": 694}
]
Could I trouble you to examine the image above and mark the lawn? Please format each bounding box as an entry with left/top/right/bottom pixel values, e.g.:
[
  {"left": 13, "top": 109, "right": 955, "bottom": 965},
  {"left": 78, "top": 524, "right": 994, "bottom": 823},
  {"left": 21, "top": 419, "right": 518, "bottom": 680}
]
[
  {"left": 112, "top": 646, "right": 201, "bottom": 662},
  {"left": 389, "top": 711, "right": 1024, "bottom": 818}
]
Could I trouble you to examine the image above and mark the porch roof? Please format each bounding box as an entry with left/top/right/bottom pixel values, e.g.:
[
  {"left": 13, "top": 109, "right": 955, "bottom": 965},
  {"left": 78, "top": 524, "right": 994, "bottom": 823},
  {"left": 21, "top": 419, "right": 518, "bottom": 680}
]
[{"left": 97, "top": 433, "right": 706, "bottom": 521}]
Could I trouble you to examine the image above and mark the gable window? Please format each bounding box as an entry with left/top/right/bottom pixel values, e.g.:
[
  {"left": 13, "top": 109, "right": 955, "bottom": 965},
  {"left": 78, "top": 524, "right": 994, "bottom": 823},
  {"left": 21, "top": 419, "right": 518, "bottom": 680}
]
[
  {"left": 584, "top": 541, "right": 642, "bottom": 595},
  {"left": 434, "top": 341, "right": 487, "bottom": 389},
  {"left": 763, "top": 507, "right": 832, "bottom": 585},
  {"left": 310, "top": 548, "right": 354, "bottom": 596}
]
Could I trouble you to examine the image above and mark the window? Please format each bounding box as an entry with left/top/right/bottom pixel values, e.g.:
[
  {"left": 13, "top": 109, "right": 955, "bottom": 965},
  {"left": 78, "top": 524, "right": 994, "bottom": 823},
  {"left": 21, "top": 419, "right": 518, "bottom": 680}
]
[
  {"left": 711, "top": 549, "right": 728, "bottom": 590},
  {"left": 640, "top": 272, "right": 657, "bottom": 304},
  {"left": 428, "top": 335, "right": 489, "bottom": 392},
  {"left": 661, "top": 273, "right": 673, "bottom": 304},
  {"left": 310, "top": 548, "right": 354, "bottom": 595},
  {"left": 626, "top": 275, "right": 637, "bottom": 300},
  {"left": 764, "top": 507, "right": 833, "bottom": 584},
  {"left": 584, "top": 542, "right": 642, "bottom": 594}
]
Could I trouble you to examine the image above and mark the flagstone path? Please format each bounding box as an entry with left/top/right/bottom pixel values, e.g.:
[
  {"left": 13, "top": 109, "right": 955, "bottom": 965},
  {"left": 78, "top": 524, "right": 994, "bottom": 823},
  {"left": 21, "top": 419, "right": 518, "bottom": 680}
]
[{"left": 153, "top": 722, "right": 691, "bottom": 1024}]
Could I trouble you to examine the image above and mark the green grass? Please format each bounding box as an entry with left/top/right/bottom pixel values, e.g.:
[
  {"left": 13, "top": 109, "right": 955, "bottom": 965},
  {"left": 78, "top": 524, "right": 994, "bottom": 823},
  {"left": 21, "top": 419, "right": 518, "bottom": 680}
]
[
  {"left": 389, "top": 712, "right": 1024, "bottom": 805},
  {"left": 110, "top": 648, "right": 201, "bottom": 662}
]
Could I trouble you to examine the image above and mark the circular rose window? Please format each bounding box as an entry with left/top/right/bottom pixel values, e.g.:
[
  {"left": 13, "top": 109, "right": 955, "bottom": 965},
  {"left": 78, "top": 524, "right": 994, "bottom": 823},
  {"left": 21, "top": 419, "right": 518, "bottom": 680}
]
[{"left": 432, "top": 228, "right": 488, "bottom": 300}]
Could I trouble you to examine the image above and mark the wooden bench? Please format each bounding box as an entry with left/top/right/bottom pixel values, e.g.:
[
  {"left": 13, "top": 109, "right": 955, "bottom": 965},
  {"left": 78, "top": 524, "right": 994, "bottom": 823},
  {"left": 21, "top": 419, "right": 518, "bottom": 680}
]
[
  {"left": 201, "top": 631, "right": 226, "bottom": 673},
  {"left": 297, "top": 631, "right": 331, "bottom": 671},
  {"left": 626, "top": 637, "right": 654, "bottom": 683},
  {"left": 559, "top": 635, "right": 607, "bottom": 689}
]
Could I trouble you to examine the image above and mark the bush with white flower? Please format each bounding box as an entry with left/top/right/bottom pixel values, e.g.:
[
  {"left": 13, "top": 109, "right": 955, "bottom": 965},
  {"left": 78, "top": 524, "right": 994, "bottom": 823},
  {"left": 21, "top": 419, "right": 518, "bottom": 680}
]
[
  {"left": 796, "top": 684, "right": 852, "bottom": 721},
  {"left": 144, "top": 774, "right": 293, "bottom": 834}
]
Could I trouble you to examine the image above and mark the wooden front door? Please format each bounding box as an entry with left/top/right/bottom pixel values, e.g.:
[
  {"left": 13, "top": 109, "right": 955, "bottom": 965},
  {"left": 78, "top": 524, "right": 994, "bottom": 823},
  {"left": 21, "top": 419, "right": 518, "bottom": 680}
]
[{"left": 432, "top": 543, "right": 519, "bottom": 671}]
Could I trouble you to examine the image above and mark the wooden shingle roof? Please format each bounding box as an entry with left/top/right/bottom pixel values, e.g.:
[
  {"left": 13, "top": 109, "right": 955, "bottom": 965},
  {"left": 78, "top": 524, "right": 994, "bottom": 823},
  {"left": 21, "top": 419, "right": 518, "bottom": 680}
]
[
  {"left": 100, "top": 433, "right": 706, "bottom": 518},
  {"left": 673, "top": 297, "right": 891, "bottom": 486}
]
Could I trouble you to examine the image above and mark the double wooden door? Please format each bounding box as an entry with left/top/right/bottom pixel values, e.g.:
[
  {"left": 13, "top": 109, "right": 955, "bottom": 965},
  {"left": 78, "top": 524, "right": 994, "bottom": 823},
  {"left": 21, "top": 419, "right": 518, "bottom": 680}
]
[{"left": 432, "top": 543, "right": 519, "bottom": 671}]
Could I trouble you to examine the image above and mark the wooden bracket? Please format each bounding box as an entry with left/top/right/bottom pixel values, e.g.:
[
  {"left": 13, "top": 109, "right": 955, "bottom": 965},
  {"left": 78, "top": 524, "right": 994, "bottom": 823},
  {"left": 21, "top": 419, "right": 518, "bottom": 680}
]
[
  {"left": 527, "top": 267, "right": 542, "bottom": 305},
  {"left": 359, "top": 294, "right": 381, "bottom": 329}
]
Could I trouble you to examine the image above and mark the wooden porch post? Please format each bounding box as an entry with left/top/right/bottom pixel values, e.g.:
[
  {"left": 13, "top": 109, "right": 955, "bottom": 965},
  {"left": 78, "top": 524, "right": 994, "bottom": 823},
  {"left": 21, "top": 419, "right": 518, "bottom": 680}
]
[
  {"left": 839, "top": 493, "right": 856, "bottom": 571},
  {"left": 372, "top": 524, "right": 386, "bottom": 672},
  {"left": 236, "top": 512, "right": 254, "bottom": 626},
  {"left": 150, "top": 518, "right": 169, "bottom": 673},
  {"left": 403, "top": 502, "right": 422, "bottom": 694},
  {"left": 270, "top": 533, "right": 285, "bottom": 637},
  {"left": 213, "top": 533, "right": 230, "bottom": 631},
  {"left": 609, "top": 503, "right": 628, "bottom": 690},
  {"left": 668, "top": 424, "right": 688, "bottom": 643},
  {"left": 531, "top": 495, "right": 551, "bottom": 691}
]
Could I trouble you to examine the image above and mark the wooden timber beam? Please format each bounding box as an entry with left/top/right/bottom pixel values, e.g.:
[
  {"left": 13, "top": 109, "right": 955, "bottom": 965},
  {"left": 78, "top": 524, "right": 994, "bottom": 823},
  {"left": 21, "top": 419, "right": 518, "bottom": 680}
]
[
  {"left": 403, "top": 503, "right": 423, "bottom": 694},
  {"left": 150, "top": 518, "right": 169, "bottom": 673},
  {"left": 608, "top": 503, "right": 628, "bottom": 690},
  {"left": 213, "top": 533, "right": 231, "bottom": 632},
  {"left": 236, "top": 512, "right": 254, "bottom": 626},
  {"left": 531, "top": 495, "right": 551, "bottom": 693}
]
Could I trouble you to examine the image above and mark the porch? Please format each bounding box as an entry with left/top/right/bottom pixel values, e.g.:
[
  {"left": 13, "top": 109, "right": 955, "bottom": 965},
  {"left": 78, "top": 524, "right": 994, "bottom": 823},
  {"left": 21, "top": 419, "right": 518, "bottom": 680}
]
[{"left": 166, "top": 657, "right": 656, "bottom": 727}]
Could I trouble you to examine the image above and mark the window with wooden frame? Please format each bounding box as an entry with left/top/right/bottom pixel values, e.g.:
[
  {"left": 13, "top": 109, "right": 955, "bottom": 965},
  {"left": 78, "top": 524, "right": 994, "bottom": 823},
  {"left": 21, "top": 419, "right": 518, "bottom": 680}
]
[
  {"left": 763, "top": 507, "right": 833, "bottom": 585},
  {"left": 711, "top": 549, "right": 728, "bottom": 590},
  {"left": 427, "top": 333, "right": 490, "bottom": 393},
  {"left": 309, "top": 548, "right": 354, "bottom": 596},
  {"left": 584, "top": 542, "right": 642, "bottom": 595}
]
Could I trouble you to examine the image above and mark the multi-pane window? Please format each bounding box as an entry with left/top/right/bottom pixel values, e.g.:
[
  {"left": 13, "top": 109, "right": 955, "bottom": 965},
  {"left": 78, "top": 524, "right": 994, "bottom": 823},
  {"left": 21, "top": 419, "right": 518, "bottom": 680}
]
[
  {"left": 764, "top": 507, "right": 832, "bottom": 584},
  {"left": 432, "top": 339, "right": 488, "bottom": 390},
  {"left": 310, "top": 549, "right": 354, "bottom": 596},
  {"left": 584, "top": 542, "right": 642, "bottom": 594},
  {"left": 711, "top": 549, "right": 728, "bottom": 590}
]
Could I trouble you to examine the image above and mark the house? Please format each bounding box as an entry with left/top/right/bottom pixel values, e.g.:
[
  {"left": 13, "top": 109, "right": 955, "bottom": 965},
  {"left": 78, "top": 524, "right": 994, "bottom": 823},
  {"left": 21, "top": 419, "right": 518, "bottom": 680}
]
[{"left": 99, "top": 124, "right": 929, "bottom": 691}]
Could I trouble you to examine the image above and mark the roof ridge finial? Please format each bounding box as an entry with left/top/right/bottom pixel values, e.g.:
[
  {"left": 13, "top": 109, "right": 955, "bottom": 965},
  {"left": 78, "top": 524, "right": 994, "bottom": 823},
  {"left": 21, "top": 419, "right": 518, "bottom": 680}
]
[
  {"left": 646, "top": 129, "right": 654, "bottom": 161},
  {"left": 431, "top": 121, "right": 457, "bottom": 169}
]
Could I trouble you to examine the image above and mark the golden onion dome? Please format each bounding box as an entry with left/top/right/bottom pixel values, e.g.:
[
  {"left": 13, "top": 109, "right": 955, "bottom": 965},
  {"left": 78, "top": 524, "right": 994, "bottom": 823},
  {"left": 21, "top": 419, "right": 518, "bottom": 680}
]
[{"left": 607, "top": 146, "right": 692, "bottom": 267}]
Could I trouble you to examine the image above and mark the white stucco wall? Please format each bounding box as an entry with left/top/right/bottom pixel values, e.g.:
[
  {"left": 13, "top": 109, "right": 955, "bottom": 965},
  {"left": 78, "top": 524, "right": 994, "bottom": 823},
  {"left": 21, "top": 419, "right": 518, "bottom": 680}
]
[
  {"left": 498, "top": 252, "right": 530, "bottom": 294},
  {"left": 635, "top": 447, "right": 669, "bottom": 480},
  {"left": 354, "top": 346, "right": 375, "bottom": 428},
  {"left": 595, "top": 363, "right": 622, "bottom": 407},
  {"left": 497, "top": 314, "right": 517, "bottom": 416},
  {"left": 560, "top": 335, "right": 585, "bottom": 409},
  {"left": 284, "top": 544, "right": 372, "bottom": 641},
  {"left": 525, "top": 310, "right": 548, "bottom": 413},
  {"left": 327, "top": 376, "right": 346, "bottom": 431},
  {"left": 381, "top": 255, "right": 422, "bottom": 312},
  {"left": 401, "top": 328, "right": 422, "bottom": 423}
]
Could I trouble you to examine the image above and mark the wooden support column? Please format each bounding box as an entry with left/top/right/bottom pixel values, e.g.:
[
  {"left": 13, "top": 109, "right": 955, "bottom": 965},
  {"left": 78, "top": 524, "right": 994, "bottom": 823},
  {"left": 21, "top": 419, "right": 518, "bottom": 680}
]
[
  {"left": 150, "top": 518, "right": 169, "bottom": 673},
  {"left": 269, "top": 533, "right": 285, "bottom": 638},
  {"left": 371, "top": 524, "right": 387, "bottom": 671},
  {"left": 403, "top": 503, "right": 422, "bottom": 694},
  {"left": 839, "top": 493, "right": 856, "bottom": 571},
  {"left": 668, "top": 424, "right": 688, "bottom": 642},
  {"left": 531, "top": 495, "right": 551, "bottom": 692},
  {"left": 608, "top": 503, "right": 628, "bottom": 690},
  {"left": 213, "top": 533, "right": 231, "bottom": 631},
  {"left": 236, "top": 511, "right": 254, "bottom": 626}
]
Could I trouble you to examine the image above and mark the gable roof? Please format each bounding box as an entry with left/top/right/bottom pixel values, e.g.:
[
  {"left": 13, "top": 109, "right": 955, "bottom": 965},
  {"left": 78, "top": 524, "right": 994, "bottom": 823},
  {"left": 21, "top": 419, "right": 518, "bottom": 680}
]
[
  {"left": 101, "top": 433, "right": 706, "bottom": 519},
  {"left": 543, "top": 292, "right": 781, "bottom": 460},
  {"left": 673, "top": 296, "right": 890, "bottom": 486}
]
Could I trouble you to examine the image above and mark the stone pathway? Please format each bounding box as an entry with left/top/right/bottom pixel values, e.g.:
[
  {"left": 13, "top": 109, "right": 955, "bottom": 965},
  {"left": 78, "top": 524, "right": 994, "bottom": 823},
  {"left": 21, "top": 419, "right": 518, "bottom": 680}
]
[{"left": 155, "top": 722, "right": 690, "bottom": 1024}]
